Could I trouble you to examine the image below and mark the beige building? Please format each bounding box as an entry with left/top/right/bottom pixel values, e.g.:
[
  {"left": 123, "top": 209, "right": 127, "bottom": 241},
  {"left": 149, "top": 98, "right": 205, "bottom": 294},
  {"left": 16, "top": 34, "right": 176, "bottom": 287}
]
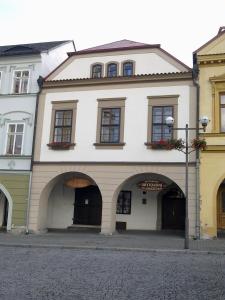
[{"left": 29, "top": 40, "right": 197, "bottom": 236}]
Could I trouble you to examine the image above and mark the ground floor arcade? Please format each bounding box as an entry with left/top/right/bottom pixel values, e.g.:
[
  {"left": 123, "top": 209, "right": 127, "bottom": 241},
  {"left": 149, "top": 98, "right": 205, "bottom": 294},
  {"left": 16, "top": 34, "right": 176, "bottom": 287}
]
[{"left": 30, "top": 163, "right": 197, "bottom": 236}]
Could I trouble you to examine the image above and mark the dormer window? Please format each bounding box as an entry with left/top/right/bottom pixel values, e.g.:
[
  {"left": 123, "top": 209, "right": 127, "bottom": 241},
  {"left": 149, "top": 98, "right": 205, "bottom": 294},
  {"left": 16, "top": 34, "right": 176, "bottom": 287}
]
[
  {"left": 107, "top": 63, "right": 118, "bottom": 77},
  {"left": 92, "top": 64, "right": 102, "bottom": 78},
  {"left": 123, "top": 61, "right": 134, "bottom": 76},
  {"left": 12, "top": 70, "right": 29, "bottom": 94}
]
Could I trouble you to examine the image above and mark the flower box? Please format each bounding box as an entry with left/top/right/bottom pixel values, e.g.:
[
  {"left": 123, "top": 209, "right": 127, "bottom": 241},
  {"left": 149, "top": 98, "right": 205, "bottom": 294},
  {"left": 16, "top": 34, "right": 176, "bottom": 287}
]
[
  {"left": 191, "top": 138, "right": 207, "bottom": 150},
  {"left": 47, "top": 142, "right": 74, "bottom": 150}
]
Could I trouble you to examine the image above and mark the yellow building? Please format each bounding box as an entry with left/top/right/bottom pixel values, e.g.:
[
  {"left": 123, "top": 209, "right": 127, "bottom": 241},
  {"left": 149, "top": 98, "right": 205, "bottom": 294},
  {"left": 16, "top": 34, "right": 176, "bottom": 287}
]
[{"left": 195, "top": 27, "right": 225, "bottom": 238}]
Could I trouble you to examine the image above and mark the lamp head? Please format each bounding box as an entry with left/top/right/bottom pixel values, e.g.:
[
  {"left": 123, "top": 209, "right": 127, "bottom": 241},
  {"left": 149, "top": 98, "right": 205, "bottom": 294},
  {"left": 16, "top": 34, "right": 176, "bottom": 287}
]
[
  {"left": 166, "top": 116, "right": 175, "bottom": 127},
  {"left": 200, "top": 116, "right": 209, "bottom": 131}
]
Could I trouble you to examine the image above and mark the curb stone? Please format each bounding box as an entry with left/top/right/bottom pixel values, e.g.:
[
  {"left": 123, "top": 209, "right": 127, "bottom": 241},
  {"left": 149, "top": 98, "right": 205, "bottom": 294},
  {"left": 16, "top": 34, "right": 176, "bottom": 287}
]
[{"left": 0, "top": 242, "right": 224, "bottom": 255}]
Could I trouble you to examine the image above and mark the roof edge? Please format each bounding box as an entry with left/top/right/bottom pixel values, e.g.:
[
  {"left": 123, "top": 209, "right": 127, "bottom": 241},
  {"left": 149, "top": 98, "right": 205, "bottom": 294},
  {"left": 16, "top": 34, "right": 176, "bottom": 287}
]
[
  {"left": 67, "top": 44, "right": 161, "bottom": 56},
  {"left": 193, "top": 28, "right": 225, "bottom": 54}
]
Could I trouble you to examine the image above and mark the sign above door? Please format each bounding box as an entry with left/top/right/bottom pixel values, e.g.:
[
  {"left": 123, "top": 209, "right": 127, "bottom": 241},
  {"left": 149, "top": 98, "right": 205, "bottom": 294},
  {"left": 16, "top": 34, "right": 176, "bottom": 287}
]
[{"left": 137, "top": 180, "right": 166, "bottom": 191}]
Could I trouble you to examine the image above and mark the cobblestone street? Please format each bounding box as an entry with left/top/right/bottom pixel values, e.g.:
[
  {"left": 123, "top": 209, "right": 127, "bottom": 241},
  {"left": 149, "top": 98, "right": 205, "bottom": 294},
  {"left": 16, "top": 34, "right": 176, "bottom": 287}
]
[{"left": 0, "top": 247, "right": 225, "bottom": 300}]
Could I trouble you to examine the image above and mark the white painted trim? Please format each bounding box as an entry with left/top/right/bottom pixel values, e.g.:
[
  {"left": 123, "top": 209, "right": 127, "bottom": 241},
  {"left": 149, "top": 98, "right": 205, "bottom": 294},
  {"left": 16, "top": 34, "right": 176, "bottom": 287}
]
[
  {"left": 0, "top": 71, "right": 2, "bottom": 91},
  {"left": 0, "top": 184, "right": 13, "bottom": 231},
  {"left": 11, "top": 69, "right": 30, "bottom": 94},
  {"left": 5, "top": 122, "right": 25, "bottom": 155}
]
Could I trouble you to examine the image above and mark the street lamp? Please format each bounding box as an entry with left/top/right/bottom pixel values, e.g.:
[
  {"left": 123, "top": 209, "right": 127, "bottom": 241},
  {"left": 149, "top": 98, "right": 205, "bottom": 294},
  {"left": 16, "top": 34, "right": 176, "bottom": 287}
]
[{"left": 166, "top": 116, "right": 209, "bottom": 249}]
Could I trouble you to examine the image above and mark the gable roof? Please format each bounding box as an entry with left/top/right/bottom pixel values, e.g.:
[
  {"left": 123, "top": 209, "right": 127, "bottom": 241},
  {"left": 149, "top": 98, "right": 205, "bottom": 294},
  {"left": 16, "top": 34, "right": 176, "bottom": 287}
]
[
  {"left": 68, "top": 39, "right": 161, "bottom": 56},
  {"left": 0, "top": 40, "right": 74, "bottom": 57},
  {"left": 194, "top": 27, "right": 225, "bottom": 54}
]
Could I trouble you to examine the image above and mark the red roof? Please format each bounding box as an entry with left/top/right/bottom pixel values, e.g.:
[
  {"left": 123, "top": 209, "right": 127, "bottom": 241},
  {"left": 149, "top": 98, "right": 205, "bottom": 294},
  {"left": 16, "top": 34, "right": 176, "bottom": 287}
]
[{"left": 68, "top": 39, "right": 160, "bottom": 56}]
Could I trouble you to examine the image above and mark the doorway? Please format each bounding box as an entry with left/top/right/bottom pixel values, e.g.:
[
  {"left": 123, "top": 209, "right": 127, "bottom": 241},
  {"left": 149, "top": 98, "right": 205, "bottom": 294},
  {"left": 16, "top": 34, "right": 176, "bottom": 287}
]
[
  {"left": 217, "top": 187, "right": 225, "bottom": 231},
  {"left": 73, "top": 185, "right": 102, "bottom": 225},
  {"left": 162, "top": 188, "right": 185, "bottom": 230}
]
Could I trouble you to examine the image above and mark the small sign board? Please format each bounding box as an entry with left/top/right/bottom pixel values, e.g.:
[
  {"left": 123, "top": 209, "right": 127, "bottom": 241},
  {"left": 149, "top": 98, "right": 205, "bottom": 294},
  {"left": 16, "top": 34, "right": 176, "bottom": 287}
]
[{"left": 137, "top": 180, "right": 166, "bottom": 191}]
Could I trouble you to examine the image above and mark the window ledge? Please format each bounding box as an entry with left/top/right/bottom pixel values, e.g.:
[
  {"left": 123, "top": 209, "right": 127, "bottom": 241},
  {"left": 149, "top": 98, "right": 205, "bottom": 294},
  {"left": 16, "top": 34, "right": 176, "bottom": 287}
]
[
  {"left": 93, "top": 142, "right": 125, "bottom": 149},
  {"left": 144, "top": 142, "right": 173, "bottom": 150},
  {"left": 47, "top": 143, "right": 75, "bottom": 150}
]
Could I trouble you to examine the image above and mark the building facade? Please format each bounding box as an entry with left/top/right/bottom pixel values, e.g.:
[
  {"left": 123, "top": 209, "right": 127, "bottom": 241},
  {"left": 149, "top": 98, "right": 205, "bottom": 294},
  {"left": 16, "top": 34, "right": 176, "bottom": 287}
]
[
  {"left": 195, "top": 27, "right": 225, "bottom": 238},
  {"left": 0, "top": 40, "right": 75, "bottom": 232},
  {"left": 30, "top": 40, "right": 197, "bottom": 236}
]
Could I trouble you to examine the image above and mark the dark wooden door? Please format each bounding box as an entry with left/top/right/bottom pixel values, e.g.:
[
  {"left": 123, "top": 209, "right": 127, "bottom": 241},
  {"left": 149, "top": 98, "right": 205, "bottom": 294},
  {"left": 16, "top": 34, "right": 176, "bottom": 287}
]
[
  {"left": 73, "top": 185, "right": 102, "bottom": 225},
  {"left": 217, "top": 189, "right": 225, "bottom": 230},
  {"left": 162, "top": 189, "right": 185, "bottom": 230},
  {"left": 2, "top": 198, "right": 8, "bottom": 227}
]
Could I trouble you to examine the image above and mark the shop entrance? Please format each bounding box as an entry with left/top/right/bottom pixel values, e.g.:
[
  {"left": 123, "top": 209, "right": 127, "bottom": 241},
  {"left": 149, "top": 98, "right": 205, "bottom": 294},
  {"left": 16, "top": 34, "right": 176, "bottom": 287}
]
[
  {"left": 73, "top": 185, "right": 102, "bottom": 225},
  {"left": 162, "top": 188, "right": 185, "bottom": 230}
]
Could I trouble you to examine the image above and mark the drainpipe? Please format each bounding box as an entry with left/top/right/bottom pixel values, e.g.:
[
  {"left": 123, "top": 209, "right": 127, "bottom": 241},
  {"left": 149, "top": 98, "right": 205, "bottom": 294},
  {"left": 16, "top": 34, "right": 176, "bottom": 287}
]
[
  {"left": 193, "top": 53, "right": 201, "bottom": 239},
  {"left": 25, "top": 76, "right": 43, "bottom": 234}
]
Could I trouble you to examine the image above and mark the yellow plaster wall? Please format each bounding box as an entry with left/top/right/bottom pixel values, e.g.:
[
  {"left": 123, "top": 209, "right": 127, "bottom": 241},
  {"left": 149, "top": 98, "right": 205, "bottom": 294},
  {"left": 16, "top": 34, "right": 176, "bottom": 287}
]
[
  {"left": 198, "top": 35, "right": 225, "bottom": 237},
  {"left": 200, "top": 152, "right": 225, "bottom": 237}
]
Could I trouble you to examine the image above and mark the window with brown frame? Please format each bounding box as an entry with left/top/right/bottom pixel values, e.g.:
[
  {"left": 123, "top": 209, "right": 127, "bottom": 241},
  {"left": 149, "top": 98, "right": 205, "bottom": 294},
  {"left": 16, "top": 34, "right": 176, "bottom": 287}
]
[
  {"left": 123, "top": 62, "right": 134, "bottom": 76},
  {"left": 116, "top": 191, "right": 131, "bottom": 214},
  {"left": 100, "top": 108, "right": 121, "bottom": 143},
  {"left": 92, "top": 64, "right": 102, "bottom": 78},
  {"left": 107, "top": 63, "right": 117, "bottom": 77},
  {"left": 53, "top": 110, "right": 73, "bottom": 143},
  {"left": 95, "top": 98, "right": 126, "bottom": 148},
  {"left": 152, "top": 106, "right": 173, "bottom": 142},
  {"left": 48, "top": 100, "right": 77, "bottom": 150},
  {"left": 220, "top": 94, "right": 225, "bottom": 132},
  {"left": 146, "top": 96, "right": 178, "bottom": 147}
]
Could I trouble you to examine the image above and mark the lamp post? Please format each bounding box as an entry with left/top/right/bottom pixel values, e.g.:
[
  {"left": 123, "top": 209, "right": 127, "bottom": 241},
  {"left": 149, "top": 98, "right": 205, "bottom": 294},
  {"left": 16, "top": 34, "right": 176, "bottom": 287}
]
[{"left": 166, "top": 116, "right": 209, "bottom": 249}]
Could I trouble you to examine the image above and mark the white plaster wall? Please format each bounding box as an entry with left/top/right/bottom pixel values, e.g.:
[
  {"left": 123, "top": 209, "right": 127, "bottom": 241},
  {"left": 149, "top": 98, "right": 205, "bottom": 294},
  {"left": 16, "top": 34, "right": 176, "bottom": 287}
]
[
  {"left": 116, "top": 186, "right": 158, "bottom": 230},
  {"left": 52, "top": 51, "right": 180, "bottom": 80},
  {"left": 0, "top": 96, "right": 36, "bottom": 157},
  {"left": 40, "top": 84, "right": 193, "bottom": 163},
  {"left": 116, "top": 173, "right": 173, "bottom": 230},
  {"left": 47, "top": 182, "right": 74, "bottom": 228},
  {"left": 41, "top": 41, "right": 75, "bottom": 77}
]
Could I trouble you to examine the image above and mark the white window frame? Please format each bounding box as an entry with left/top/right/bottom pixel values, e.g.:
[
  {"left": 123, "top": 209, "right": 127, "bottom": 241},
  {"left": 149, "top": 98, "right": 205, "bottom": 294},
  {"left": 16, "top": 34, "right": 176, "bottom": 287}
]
[
  {"left": 0, "top": 71, "right": 2, "bottom": 91},
  {"left": 11, "top": 70, "right": 30, "bottom": 94},
  {"left": 5, "top": 123, "right": 25, "bottom": 155}
]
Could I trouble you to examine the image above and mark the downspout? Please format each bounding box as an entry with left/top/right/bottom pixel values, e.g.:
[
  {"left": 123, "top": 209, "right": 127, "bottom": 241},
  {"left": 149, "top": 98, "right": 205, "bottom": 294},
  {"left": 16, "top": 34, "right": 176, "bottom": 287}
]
[
  {"left": 25, "top": 76, "right": 43, "bottom": 234},
  {"left": 193, "top": 53, "right": 200, "bottom": 239}
]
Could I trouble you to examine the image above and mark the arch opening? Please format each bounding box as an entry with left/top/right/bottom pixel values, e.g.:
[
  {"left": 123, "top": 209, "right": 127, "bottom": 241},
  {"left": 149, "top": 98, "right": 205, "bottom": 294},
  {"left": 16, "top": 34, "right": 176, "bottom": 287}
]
[
  {"left": 0, "top": 184, "right": 13, "bottom": 231},
  {"left": 114, "top": 173, "right": 185, "bottom": 233},
  {"left": 38, "top": 172, "right": 102, "bottom": 232},
  {"left": 216, "top": 179, "right": 225, "bottom": 237}
]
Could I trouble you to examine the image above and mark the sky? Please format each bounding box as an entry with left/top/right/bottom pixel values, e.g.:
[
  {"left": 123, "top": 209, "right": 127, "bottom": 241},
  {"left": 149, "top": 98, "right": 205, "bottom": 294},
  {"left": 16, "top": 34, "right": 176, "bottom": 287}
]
[{"left": 0, "top": 0, "right": 225, "bottom": 67}]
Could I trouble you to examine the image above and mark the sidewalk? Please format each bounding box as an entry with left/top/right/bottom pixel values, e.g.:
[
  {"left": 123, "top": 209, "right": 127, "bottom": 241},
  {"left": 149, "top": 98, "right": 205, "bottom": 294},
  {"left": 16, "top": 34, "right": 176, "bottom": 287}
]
[{"left": 0, "top": 230, "right": 224, "bottom": 253}]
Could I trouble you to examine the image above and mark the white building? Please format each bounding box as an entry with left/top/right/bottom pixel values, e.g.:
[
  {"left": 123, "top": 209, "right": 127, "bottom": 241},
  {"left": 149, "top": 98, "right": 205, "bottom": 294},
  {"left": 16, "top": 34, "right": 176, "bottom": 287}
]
[
  {"left": 30, "top": 40, "right": 197, "bottom": 236},
  {"left": 0, "top": 40, "right": 75, "bottom": 232}
]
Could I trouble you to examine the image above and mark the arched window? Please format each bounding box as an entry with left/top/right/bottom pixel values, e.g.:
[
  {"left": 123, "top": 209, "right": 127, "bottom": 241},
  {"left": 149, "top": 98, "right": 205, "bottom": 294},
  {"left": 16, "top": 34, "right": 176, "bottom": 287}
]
[
  {"left": 107, "top": 63, "right": 117, "bottom": 77},
  {"left": 92, "top": 64, "right": 102, "bottom": 78},
  {"left": 123, "top": 61, "right": 134, "bottom": 76}
]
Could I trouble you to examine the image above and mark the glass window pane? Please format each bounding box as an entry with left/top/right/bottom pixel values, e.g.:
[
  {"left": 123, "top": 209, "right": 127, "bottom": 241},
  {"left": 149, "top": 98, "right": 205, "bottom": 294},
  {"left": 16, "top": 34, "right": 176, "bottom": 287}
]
[
  {"left": 53, "top": 128, "right": 62, "bottom": 142},
  {"left": 102, "top": 110, "right": 111, "bottom": 125},
  {"left": 123, "top": 62, "right": 133, "bottom": 76},
  {"left": 22, "top": 71, "right": 29, "bottom": 77},
  {"left": 14, "top": 135, "right": 22, "bottom": 154},
  {"left": 13, "top": 78, "right": 20, "bottom": 93},
  {"left": 8, "top": 124, "right": 16, "bottom": 133},
  {"left": 221, "top": 107, "right": 225, "bottom": 132},
  {"left": 107, "top": 64, "right": 117, "bottom": 77},
  {"left": 6, "top": 135, "right": 14, "bottom": 154},
  {"left": 153, "top": 107, "right": 162, "bottom": 116},
  {"left": 153, "top": 114, "right": 162, "bottom": 123},
  {"left": 109, "top": 126, "right": 119, "bottom": 143},
  {"left": 221, "top": 95, "right": 225, "bottom": 105},
  {"left": 100, "top": 127, "right": 110, "bottom": 142},
  {"left": 111, "top": 109, "right": 120, "bottom": 125},
  {"left": 16, "top": 124, "right": 24, "bottom": 133},
  {"left": 21, "top": 78, "right": 28, "bottom": 93},
  {"left": 15, "top": 71, "right": 21, "bottom": 77}
]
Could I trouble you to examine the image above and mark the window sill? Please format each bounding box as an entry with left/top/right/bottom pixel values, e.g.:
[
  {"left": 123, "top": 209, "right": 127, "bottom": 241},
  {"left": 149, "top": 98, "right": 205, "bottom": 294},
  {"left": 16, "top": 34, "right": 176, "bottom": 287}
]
[
  {"left": 144, "top": 142, "right": 173, "bottom": 150},
  {"left": 47, "top": 143, "right": 75, "bottom": 150},
  {"left": 93, "top": 142, "right": 125, "bottom": 149}
]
